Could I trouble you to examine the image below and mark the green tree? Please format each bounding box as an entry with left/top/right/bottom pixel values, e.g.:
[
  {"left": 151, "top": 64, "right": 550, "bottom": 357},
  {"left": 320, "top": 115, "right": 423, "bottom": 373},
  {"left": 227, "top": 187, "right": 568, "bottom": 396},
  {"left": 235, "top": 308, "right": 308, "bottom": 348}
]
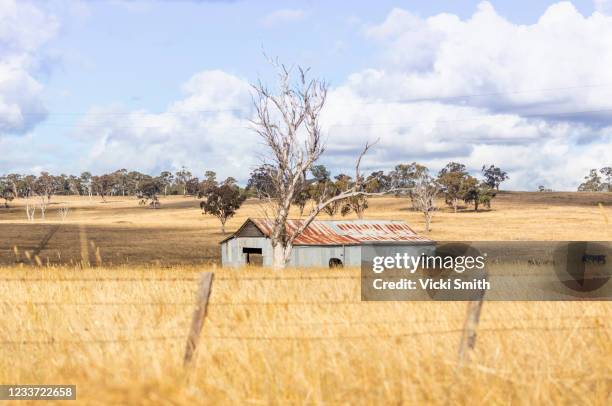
[
  {"left": 137, "top": 178, "right": 162, "bottom": 208},
  {"left": 113, "top": 169, "right": 129, "bottom": 196},
  {"left": 437, "top": 162, "right": 470, "bottom": 213},
  {"left": 600, "top": 167, "right": 612, "bottom": 192},
  {"left": 200, "top": 178, "right": 246, "bottom": 232},
  {"left": 246, "top": 164, "right": 277, "bottom": 199},
  {"left": 463, "top": 178, "right": 496, "bottom": 212},
  {"left": 389, "top": 162, "right": 428, "bottom": 192},
  {"left": 308, "top": 169, "right": 341, "bottom": 218},
  {"left": 292, "top": 185, "right": 311, "bottom": 216},
  {"left": 335, "top": 174, "right": 369, "bottom": 219},
  {"left": 31, "top": 172, "right": 56, "bottom": 219},
  {"left": 67, "top": 175, "right": 82, "bottom": 195},
  {"left": 310, "top": 165, "right": 330, "bottom": 182},
  {"left": 5, "top": 174, "right": 21, "bottom": 198},
  {"left": 185, "top": 177, "right": 200, "bottom": 196},
  {"left": 80, "top": 172, "right": 93, "bottom": 198},
  {"left": 198, "top": 170, "right": 218, "bottom": 198},
  {"left": 159, "top": 171, "right": 174, "bottom": 196},
  {"left": 92, "top": 174, "right": 116, "bottom": 202},
  {"left": 578, "top": 169, "right": 603, "bottom": 192},
  {"left": 0, "top": 177, "right": 15, "bottom": 208},
  {"left": 481, "top": 164, "right": 508, "bottom": 190},
  {"left": 365, "top": 171, "right": 391, "bottom": 193},
  {"left": 175, "top": 166, "right": 193, "bottom": 196},
  {"left": 320, "top": 181, "right": 341, "bottom": 218}
]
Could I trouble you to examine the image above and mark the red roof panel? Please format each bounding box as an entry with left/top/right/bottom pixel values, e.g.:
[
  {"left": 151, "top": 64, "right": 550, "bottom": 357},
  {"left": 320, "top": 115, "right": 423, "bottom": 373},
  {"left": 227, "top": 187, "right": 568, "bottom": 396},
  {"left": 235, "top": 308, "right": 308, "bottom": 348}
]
[{"left": 240, "top": 218, "right": 431, "bottom": 246}]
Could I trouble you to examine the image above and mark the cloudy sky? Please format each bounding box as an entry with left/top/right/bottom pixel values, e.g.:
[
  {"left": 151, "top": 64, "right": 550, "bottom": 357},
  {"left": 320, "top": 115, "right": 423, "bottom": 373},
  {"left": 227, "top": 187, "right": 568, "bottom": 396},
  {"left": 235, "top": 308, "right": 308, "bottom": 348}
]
[{"left": 1, "top": 0, "right": 611, "bottom": 190}]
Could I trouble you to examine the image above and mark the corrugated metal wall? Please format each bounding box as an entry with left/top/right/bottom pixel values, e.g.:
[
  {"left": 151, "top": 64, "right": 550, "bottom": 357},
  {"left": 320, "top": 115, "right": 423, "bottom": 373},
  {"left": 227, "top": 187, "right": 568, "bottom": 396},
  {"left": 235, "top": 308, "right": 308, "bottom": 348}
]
[
  {"left": 288, "top": 245, "right": 347, "bottom": 267},
  {"left": 221, "top": 237, "right": 436, "bottom": 268},
  {"left": 221, "top": 237, "right": 273, "bottom": 267}
]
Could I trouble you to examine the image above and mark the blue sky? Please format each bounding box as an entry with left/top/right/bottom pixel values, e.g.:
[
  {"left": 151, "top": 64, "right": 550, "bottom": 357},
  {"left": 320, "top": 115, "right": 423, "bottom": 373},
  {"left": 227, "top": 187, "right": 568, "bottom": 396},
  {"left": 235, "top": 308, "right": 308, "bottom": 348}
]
[{"left": 1, "top": 0, "right": 611, "bottom": 190}]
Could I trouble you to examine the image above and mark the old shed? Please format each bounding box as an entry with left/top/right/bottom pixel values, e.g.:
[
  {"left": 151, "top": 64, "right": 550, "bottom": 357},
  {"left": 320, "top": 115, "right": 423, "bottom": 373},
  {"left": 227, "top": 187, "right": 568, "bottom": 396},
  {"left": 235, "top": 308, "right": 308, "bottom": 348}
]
[{"left": 220, "top": 218, "right": 434, "bottom": 268}]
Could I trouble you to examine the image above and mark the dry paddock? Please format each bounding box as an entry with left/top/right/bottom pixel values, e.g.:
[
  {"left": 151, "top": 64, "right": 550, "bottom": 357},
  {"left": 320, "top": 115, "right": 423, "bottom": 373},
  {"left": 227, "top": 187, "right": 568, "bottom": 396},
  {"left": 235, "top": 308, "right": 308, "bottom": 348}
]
[
  {"left": 0, "top": 192, "right": 611, "bottom": 267},
  {"left": 0, "top": 266, "right": 610, "bottom": 405},
  {"left": 0, "top": 193, "right": 611, "bottom": 404}
]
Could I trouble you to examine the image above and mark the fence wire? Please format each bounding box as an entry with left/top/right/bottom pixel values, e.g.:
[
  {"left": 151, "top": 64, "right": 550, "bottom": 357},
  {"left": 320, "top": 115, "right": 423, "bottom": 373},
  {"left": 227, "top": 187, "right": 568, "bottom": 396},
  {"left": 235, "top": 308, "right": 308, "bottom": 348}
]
[
  {"left": 0, "top": 275, "right": 358, "bottom": 282},
  {"left": 0, "top": 325, "right": 608, "bottom": 346},
  {"left": 1, "top": 274, "right": 609, "bottom": 348}
]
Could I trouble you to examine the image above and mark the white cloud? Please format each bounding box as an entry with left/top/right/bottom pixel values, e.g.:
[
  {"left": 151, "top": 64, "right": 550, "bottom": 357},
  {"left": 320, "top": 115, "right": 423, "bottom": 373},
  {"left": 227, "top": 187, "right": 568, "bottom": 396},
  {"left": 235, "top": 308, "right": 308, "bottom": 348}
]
[
  {"left": 72, "top": 66, "right": 612, "bottom": 191},
  {"left": 319, "top": 86, "right": 612, "bottom": 191},
  {"left": 358, "top": 1, "right": 612, "bottom": 121},
  {"left": 326, "top": 1, "right": 612, "bottom": 190},
  {"left": 0, "top": 0, "right": 59, "bottom": 135},
  {"left": 74, "top": 70, "right": 257, "bottom": 179},
  {"left": 39, "top": 1, "right": 612, "bottom": 191},
  {"left": 261, "top": 9, "right": 307, "bottom": 26}
]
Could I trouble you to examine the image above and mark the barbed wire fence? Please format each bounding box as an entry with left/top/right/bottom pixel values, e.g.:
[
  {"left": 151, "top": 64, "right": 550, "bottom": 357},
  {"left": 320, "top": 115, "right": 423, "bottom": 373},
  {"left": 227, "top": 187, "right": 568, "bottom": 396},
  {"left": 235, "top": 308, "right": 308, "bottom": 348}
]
[{"left": 0, "top": 272, "right": 609, "bottom": 365}]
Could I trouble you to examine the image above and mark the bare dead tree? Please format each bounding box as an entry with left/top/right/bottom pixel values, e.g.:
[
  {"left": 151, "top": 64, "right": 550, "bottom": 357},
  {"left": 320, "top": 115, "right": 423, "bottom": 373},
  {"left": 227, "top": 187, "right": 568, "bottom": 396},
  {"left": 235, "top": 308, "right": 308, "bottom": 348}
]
[
  {"left": 412, "top": 172, "right": 440, "bottom": 233},
  {"left": 32, "top": 172, "right": 55, "bottom": 220},
  {"left": 37, "top": 197, "right": 49, "bottom": 220},
  {"left": 57, "top": 206, "right": 70, "bottom": 221},
  {"left": 251, "top": 60, "right": 387, "bottom": 269},
  {"left": 25, "top": 200, "right": 36, "bottom": 221}
]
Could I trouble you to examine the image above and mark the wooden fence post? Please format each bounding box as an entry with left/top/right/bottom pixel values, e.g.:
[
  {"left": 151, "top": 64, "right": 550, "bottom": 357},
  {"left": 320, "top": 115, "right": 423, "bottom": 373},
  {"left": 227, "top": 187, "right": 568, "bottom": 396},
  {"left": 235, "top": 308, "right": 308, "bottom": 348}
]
[
  {"left": 458, "top": 289, "right": 485, "bottom": 363},
  {"left": 183, "top": 272, "right": 214, "bottom": 368}
]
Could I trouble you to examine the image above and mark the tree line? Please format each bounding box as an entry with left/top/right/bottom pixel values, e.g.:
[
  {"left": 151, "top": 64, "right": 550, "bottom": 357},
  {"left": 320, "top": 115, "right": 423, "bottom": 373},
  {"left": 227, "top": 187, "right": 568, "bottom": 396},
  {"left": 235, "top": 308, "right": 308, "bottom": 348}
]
[
  {"left": 577, "top": 167, "right": 612, "bottom": 192},
  {"left": 247, "top": 162, "right": 507, "bottom": 224},
  {"left": 0, "top": 161, "right": 508, "bottom": 231},
  {"left": 0, "top": 168, "right": 208, "bottom": 201},
  {"left": 0, "top": 168, "right": 246, "bottom": 226}
]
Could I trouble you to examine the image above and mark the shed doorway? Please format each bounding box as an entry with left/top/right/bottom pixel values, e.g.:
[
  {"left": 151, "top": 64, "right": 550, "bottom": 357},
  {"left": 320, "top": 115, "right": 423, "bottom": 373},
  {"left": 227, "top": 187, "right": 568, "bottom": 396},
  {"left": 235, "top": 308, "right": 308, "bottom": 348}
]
[{"left": 243, "top": 247, "right": 263, "bottom": 266}]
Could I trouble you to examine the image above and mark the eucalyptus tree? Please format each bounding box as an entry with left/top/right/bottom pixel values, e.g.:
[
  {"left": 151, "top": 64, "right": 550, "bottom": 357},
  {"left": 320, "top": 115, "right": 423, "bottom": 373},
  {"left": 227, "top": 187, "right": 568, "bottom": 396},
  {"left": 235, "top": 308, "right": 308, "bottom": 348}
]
[{"left": 251, "top": 60, "right": 386, "bottom": 269}]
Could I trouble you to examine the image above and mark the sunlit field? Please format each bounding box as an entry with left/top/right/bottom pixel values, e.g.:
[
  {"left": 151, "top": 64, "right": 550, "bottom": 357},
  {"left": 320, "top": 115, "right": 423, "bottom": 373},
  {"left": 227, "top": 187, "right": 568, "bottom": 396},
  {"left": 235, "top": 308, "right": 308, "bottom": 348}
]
[
  {"left": 1, "top": 266, "right": 610, "bottom": 404},
  {"left": 0, "top": 193, "right": 610, "bottom": 404},
  {"left": 1, "top": 192, "right": 611, "bottom": 267}
]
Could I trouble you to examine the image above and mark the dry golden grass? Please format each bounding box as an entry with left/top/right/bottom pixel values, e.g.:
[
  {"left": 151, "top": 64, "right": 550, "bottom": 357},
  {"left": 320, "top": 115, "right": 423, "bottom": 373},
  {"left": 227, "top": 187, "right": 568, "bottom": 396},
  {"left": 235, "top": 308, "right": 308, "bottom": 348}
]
[
  {"left": 1, "top": 192, "right": 611, "bottom": 267},
  {"left": 0, "top": 193, "right": 611, "bottom": 404},
  {"left": 0, "top": 265, "right": 610, "bottom": 405}
]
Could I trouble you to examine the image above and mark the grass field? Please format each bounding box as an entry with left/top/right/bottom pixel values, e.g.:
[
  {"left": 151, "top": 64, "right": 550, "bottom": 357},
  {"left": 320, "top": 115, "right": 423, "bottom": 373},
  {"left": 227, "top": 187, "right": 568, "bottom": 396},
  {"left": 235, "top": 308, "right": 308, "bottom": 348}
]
[
  {"left": 1, "top": 192, "right": 611, "bottom": 267},
  {"left": 0, "top": 266, "right": 610, "bottom": 404},
  {"left": 0, "top": 193, "right": 611, "bottom": 404}
]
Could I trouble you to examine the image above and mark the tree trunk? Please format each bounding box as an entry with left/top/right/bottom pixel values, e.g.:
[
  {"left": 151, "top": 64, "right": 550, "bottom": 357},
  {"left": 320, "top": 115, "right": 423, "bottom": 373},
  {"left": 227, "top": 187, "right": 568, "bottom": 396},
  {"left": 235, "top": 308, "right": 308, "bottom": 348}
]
[
  {"left": 474, "top": 200, "right": 479, "bottom": 212},
  {"left": 220, "top": 220, "right": 226, "bottom": 233},
  {"left": 271, "top": 243, "right": 292, "bottom": 270},
  {"left": 453, "top": 198, "right": 458, "bottom": 213},
  {"left": 272, "top": 244, "right": 285, "bottom": 270},
  {"left": 424, "top": 211, "right": 431, "bottom": 232}
]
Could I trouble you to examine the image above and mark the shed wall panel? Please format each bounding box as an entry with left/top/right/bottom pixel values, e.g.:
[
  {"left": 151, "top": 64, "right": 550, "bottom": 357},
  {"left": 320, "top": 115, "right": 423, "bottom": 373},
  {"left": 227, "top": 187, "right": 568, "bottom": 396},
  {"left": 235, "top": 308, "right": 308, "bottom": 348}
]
[
  {"left": 288, "top": 246, "right": 345, "bottom": 267},
  {"left": 221, "top": 237, "right": 436, "bottom": 269},
  {"left": 221, "top": 237, "right": 273, "bottom": 267},
  {"left": 344, "top": 246, "right": 362, "bottom": 266}
]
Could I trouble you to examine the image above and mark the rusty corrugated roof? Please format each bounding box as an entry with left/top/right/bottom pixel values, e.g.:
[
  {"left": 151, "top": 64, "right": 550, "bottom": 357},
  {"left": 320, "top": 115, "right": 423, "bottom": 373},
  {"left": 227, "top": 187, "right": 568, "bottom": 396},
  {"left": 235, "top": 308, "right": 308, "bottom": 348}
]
[{"left": 225, "top": 218, "right": 431, "bottom": 245}]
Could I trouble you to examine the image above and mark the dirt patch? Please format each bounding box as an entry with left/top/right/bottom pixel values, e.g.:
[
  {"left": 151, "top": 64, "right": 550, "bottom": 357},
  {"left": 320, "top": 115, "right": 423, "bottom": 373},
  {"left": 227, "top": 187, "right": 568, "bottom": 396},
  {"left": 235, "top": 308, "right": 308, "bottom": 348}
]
[{"left": 0, "top": 223, "right": 222, "bottom": 266}]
